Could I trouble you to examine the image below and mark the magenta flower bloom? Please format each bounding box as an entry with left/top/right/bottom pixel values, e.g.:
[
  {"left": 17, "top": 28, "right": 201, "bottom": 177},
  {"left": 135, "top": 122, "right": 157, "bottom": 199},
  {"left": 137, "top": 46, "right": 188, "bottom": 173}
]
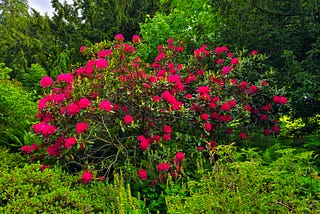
[
  {"left": 76, "top": 122, "right": 89, "bottom": 134},
  {"left": 67, "top": 103, "right": 80, "bottom": 116},
  {"left": 132, "top": 35, "right": 141, "bottom": 43},
  {"left": 240, "top": 133, "right": 247, "bottom": 139},
  {"left": 123, "top": 115, "right": 133, "bottom": 124},
  {"left": 175, "top": 152, "right": 185, "bottom": 162},
  {"left": 115, "top": 33, "right": 124, "bottom": 42},
  {"left": 138, "top": 169, "right": 148, "bottom": 180},
  {"left": 99, "top": 100, "right": 112, "bottom": 112},
  {"left": 40, "top": 76, "right": 54, "bottom": 88},
  {"left": 78, "top": 97, "right": 91, "bottom": 109},
  {"left": 157, "top": 163, "right": 170, "bottom": 172},
  {"left": 163, "top": 125, "right": 172, "bottom": 133},
  {"left": 65, "top": 137, "right": 77, "bottom": 149},
  {"left": 56, "top": 73, "right": 74, "bottom": 83},
  {"left": 221, "top": 102, "right": 231, "bottom": 111},
  {"left": 80, "top": 46, "right": 86, "bottom": 53},
  {"left": 197, "top": 86, "right": 210, "bottom": 94},
  {"left": 82, "top": 169, "right": 93, "bottom": 184},
  {"left": 95, "top": 59, "right": 108, "bottom": 69}
]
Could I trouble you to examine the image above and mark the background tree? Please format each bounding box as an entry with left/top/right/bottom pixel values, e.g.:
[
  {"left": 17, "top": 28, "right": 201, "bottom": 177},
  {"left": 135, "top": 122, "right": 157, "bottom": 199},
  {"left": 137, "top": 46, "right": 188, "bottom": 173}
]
[{"left": 208, "top": 0, "right": 320, "bottom": 133}]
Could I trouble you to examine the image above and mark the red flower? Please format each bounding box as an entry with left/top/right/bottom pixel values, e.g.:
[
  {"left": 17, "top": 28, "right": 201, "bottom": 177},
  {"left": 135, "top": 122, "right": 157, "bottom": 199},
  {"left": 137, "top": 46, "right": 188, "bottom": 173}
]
[
  {"left": 137, "top": 135, "right": 146, "bottom": 142},
  {"left": 138, "top": 169, "right": 148, "bottom": 180},
  {"left": 222, "top": 66, "right": 232, "bottom": 75},
  {"left": 197, "top": 86, "right": 210, "bottom": 94},
  {"left": 76, "top": 122, "right": 89, "bottom": 134},
  {"left": 167, "top": 74, "right": 181, "bottom": 83},
  {"left": 152, "top": 96, "right": 161, "bottom": 102},
  {"left": 132, "top": 35, "right": 141, "bottom": 43},
  {"left": 210, "top": 140, "right": 217, "bottom": 150},
  {"left": 67, "top": 103, "right": 80, "bottom": 116},
  {"left": 197, "top": 146, "right": 204, "bottom": 151},
  {"left": 272, "top": 126, "right": 280, "bottom": 133},
  {"left": 65, "top": 137, "right": 77, "bottom": 149},
  {"left": 215, "top": 46, "right": 228, "bottom": 55},
  {"left": 221, "top": 102, "right": 231, "bottom": 111},
  {"left": 231, "top": 58, "right": 239, "bottom": 65},
  {"left": 211, "top": 111, "right": 219, "bottom": 119},
  {"left": 139, "top": 141, "right": 149, "bottom": 151},
  {"left": 82, "top": 169, "right": 94, "bottom": 184},
  {"left": 229, "top": 100, "right": 237, "bottom": 108},
  {"left": 47, "top": 143, "right": 60, "bottom": 156},
  {"left": 80, "top": 46, "right": 86, "bottom": 53},
  {"left": 175, "top": 152, "right": 185, "bottom": 162},
  {"left": 216, "top": 58, "right": 223, "bottom": 64},
  {"left": 239, "top": 81, "right": 248, "bottom": 90},
  {"left": 278, "top": 97, "right": 288, "bottom": 105},
  {"left": 163, "top": 134, "right": 171, "bottom": 141},
  {"left": 204, "top": 122, "right": 212, "bottom": 132},
  {"left": 78, "top": 97, "right": 91, "bottom": 109},
  {"left": 157, "top": 163, "right": 170, "bottom": 172},
  {"left": 200, "top": 113, "right": 209, "bottom": 121},
  {"left": 244, "top": 104, "right": 252, "bottom": 111},
  {"left": 40, "top": 76, "right": 54, "bottom": 88},
  {"left": 240, "top": 133, "right": 247, "bottom": 139},
  {"left": 124, "top": 115, "right": 133, "bottom": 124},
  {"left": 41, "top": 164, "right": 50, "bottom": 172},
  {"left": 163, "top": 125, "right": 172, "bottom": 133},
  {"left": 260, "top": 114, "right": 268, "bottom": 121},
  {"left": 56, "top": 73, "right": 74, "bottom": 83},
  {"left": 95, "top": 59, "right": 108, "bottom": 69},
  {"left": 264, "top": 129, "right": 271, "bottom": 136},
  {"left": 115, "top": 33, "right": 124, "bottom": 42},
  {"left": 273, "top": 96, "right": 288, "bottom": 105},
  {"left": 250, "top": 50, "right": 258, "bottom": 56},
  {"left": 186, "top": 94, "right": 193, "bottom": 99},
  {"left": 21, "top": 145, "right": 33, "bottom": 154},
  {"left": 99, "top": 100, "right": 112, "bottom": 112},
  {"left": 226, "top": 128, "right": 233, "bottom": 134},
  {"left": 249, "top": 85, "right": 259, "bottom": 94},
  {"left": 261, "top": 80, "right": 268, "bottom": 86},
  {"left": 98, "top": 50, "right": 111, "bottom": 58}
]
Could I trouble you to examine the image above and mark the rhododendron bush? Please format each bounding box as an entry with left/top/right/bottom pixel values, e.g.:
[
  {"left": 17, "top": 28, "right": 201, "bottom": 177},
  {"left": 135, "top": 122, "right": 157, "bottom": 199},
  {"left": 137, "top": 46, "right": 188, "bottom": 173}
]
[{"left": 23, "top": 34, "right": 287, "bottom": 184}]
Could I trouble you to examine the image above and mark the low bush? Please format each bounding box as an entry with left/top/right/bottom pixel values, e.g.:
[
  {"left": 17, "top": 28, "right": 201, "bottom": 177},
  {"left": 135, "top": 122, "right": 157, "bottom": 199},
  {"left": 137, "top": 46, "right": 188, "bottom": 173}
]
[
  {"left": 0, "top": 154, "right": 145, "bottom": 213},
  {"left": 165, "top": 145, "right": 320, "bottom": 213}
]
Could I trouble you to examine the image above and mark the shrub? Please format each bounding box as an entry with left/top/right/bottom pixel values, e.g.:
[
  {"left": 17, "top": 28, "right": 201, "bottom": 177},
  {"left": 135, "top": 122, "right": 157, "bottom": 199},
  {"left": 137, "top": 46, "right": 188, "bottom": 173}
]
[
  {"left": 165, "top": 145, "right": 320, "bottom": 213},
  {"left": 24, "top": 35, "right": 287, "bottom": 189},
  {"left": 0, "top": 63, "right": 37, "bottom": 150},
  {"left": 0, "top": 156, "right": 145, "bottom": 213},
  {"left": 0, "top": 147, "right": 28, "bottom": 171}
]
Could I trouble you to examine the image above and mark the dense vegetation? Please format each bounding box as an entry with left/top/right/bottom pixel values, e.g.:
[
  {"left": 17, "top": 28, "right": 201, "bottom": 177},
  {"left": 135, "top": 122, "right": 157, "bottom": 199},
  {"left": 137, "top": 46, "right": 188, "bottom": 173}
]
[{"left": 0, "top": 0, "right": 319, "bottom": 213}]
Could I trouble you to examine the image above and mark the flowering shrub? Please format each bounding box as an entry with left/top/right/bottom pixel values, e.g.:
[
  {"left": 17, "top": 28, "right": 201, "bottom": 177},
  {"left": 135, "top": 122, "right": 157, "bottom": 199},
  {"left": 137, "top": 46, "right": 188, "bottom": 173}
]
[{"left": 23, "top": 34, "right": 287, "bottom": 185}]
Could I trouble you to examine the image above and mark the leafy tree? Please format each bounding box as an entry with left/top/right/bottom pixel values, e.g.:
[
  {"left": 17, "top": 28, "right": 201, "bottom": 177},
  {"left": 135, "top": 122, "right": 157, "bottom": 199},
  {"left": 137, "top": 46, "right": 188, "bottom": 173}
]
[
  {"left": 208, "top": 0, "right": 320, "bottom": 131},
  {"left": 139, "top": 0, "right": 223, "bottom": 62}
]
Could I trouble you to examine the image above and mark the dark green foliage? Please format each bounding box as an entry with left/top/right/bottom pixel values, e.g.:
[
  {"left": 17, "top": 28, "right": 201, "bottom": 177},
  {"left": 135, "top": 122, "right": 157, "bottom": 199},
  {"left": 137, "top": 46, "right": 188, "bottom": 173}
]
[{"left": 208, "top": 0, "right": 320, "bottom": 122}]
